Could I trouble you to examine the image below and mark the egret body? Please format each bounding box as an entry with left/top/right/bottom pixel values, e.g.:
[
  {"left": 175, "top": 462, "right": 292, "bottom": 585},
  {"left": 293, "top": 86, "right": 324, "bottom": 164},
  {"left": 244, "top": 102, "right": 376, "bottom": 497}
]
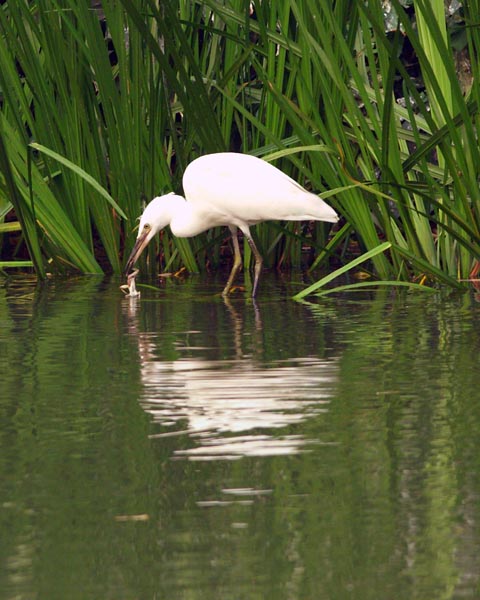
[{"left": 125, "top": 152, "right": 338, "bottom": 297}]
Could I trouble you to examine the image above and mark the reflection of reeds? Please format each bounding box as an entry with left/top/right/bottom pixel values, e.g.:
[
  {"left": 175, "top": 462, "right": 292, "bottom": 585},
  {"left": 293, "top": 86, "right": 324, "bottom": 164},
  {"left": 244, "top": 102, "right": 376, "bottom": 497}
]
[{"left": 0, "top": 1, "right": 478, "bottom": 293}]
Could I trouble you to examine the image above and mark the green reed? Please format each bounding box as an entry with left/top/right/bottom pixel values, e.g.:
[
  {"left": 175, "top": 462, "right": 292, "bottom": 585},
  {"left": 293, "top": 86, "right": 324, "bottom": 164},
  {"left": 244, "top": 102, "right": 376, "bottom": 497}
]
[{"left": 0, "top": 0, "right": 478, "bottom": 293}]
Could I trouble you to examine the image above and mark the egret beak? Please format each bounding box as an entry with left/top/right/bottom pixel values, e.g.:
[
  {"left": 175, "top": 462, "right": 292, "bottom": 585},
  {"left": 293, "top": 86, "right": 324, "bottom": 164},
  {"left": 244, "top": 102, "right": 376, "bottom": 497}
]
[{"left": 124, "top": 230, "right": 150, "bottom": 274}]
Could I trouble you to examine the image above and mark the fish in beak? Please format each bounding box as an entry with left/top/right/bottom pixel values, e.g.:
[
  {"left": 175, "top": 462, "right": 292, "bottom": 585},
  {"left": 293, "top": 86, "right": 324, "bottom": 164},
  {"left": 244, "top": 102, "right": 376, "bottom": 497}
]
[{"left": 120, "top": 268, "right": 140, "bottom": 297}]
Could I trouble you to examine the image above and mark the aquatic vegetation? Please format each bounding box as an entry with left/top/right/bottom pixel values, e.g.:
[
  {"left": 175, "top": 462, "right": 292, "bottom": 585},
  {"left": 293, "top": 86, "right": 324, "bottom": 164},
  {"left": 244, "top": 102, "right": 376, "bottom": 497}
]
[{"left": 0, "top": 1, "right": 478, "bottom": 294}]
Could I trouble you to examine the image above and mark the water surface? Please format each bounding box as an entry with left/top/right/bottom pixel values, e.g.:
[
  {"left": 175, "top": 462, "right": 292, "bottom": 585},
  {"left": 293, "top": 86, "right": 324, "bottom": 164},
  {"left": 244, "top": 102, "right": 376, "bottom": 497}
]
[{"left": 1, "top": 274, "right": 479, "bottom": 599}]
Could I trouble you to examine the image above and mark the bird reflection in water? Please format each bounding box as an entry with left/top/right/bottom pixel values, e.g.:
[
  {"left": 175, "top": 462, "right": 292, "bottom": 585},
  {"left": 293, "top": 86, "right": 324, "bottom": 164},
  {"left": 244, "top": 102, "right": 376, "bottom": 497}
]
[{"left": 123, "top": 295, "right": 337, "bottom": 460}]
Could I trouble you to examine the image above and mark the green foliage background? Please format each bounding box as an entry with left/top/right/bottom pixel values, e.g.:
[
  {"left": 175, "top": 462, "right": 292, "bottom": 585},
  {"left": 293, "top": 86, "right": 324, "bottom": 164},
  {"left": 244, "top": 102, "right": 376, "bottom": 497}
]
[{"left": 0, "top": 0, "right": 479, "bottom": 292}]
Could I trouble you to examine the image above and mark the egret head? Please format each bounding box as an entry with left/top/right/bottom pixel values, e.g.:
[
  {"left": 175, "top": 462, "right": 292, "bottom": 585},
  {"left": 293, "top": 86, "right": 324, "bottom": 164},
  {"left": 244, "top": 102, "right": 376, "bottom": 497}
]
[{"left": 124, "top": 194, "right": 175, "bottom": 274}]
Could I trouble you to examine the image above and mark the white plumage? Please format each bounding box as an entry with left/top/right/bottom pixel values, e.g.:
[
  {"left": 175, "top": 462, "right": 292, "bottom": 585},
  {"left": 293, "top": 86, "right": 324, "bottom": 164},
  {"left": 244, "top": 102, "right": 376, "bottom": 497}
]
[{"left": 125, "top": 152, "right": 338, "bottom": 297}]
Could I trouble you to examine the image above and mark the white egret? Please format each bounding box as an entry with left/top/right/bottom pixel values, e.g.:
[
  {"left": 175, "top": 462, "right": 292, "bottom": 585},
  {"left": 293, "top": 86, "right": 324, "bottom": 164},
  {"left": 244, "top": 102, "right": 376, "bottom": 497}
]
[{"left": 124, "top": 152, "right": 338, "bottom": 297}]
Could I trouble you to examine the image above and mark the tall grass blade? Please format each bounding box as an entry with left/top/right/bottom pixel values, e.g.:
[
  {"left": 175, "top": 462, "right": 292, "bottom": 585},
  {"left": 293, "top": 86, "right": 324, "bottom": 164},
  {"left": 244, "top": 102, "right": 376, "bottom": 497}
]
[
  {"left": 30, "top": 143, "right": 127, "bottom": 219},
  {"left": 0, "top": 127, "right": 45, "bottom": 276},
  {"left": 293, "top": 242, "right": 392, "bottom": 300}
]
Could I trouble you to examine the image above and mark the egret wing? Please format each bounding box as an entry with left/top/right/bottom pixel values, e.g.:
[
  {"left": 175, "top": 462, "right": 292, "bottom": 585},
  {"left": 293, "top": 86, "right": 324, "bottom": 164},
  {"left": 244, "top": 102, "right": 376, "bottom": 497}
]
[{"left": 183, "top": 153, "right": 337, "bottom": 225}]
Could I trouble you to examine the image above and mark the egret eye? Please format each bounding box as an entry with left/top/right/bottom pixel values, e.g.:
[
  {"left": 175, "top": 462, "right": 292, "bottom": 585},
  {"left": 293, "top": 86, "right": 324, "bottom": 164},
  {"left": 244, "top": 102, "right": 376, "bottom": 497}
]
[{"left": 143, "top": 224, "right": 150, "bottom": 231}]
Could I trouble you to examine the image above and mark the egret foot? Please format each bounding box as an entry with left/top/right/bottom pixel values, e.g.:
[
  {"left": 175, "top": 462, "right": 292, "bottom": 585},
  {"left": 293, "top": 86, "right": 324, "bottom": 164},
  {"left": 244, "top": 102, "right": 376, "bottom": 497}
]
[
  {"left": 228, "top": 285, "right": 246, "bottom": 295},
  {"left": 174, "top": 266, "right": 187, "bottom": 278}
]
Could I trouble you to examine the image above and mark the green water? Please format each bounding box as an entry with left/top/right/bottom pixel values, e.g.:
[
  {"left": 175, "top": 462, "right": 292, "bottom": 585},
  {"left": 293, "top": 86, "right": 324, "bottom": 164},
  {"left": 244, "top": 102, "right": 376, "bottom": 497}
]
[{"left": 1, "top": 274, "right": 479, "bottom": 599}]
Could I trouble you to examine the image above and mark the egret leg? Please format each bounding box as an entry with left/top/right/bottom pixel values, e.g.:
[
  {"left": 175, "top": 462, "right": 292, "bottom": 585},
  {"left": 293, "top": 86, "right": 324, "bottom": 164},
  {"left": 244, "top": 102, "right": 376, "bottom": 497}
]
[
  {"left": 222, "top": 225, "right": 243, "bottom": 297},
  {"left": 241, "top": 226, "right": 263, "bottom": 298}
]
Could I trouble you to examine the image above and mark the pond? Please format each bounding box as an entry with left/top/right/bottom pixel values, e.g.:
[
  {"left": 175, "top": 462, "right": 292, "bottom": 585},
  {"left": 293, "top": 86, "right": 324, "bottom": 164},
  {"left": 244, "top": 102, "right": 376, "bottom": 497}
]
[{"left": 1, "top": 273, "right": 479, "bottom": 599}]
